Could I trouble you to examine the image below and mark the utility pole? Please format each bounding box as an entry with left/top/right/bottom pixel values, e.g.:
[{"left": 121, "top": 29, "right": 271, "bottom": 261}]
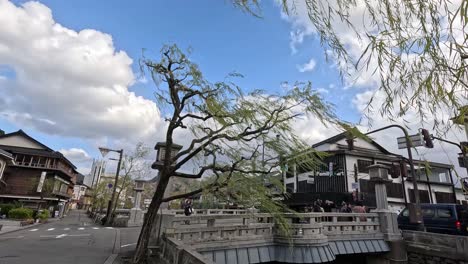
[
  {"left": 366, "top": 124, "right": 425, "bottom": 231},
  {"left": 99, "top": 147, "right": 124, "bottom": 226}
]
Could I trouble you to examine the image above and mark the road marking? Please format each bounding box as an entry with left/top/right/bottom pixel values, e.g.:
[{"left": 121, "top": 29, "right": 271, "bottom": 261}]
[
  {"left": 0, "top": 236, "right": 24, "bottom": 239},
  {"left": 29, "top": 229, "right": 38, "bottom": 232},
  {"left": 92, "top": 227, "right": 99, "bottom": 230},
  {"left": 56, "top": 234, "right": 67, "bottom": 238},
  {"left": 40, "top": 235, "right": 56, "bottom": 238},
  {"left": 47, "top": 228, "right": 55, "bottom": 231},
  {"left": 78, "top": 227, "right": 85, "bottom": 230},
  {"left": 64, "top": 228, "right": 70, "bottom": 231},
  {"left": 105, "top": 227, "right": 113, "bottom": 229},
  {"left": 69, "top": 234, "right": 90, "bottom": 237},
  {"left": 121, "top": 243, "right": 136, "bottom": 248}
]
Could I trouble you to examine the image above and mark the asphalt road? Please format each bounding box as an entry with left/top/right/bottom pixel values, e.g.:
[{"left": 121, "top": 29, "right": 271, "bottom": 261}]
[{"left": 0, "top": 210, "right": 122, "bottom": 264}]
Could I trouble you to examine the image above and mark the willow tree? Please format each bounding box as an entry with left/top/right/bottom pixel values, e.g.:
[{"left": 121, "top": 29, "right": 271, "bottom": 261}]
[
  {"left": 235, "top": 0, "right": 468, "bottom": 130},
  {"left": 132, "top": 44, "right": 338, "bottom": 263}
]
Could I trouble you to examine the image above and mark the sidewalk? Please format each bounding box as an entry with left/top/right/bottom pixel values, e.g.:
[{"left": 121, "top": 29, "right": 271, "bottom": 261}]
[{"left": 0, "top": 217, "right": 61, "bottom": 235}]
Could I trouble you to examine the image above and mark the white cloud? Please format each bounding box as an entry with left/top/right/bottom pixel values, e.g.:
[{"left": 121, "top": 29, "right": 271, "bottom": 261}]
[
  {"left": 0, "top": 0, "right": 162, "bottom": 142},
  {"left": 59, "top": 148, "right": 93, "bottom": 175},
  {"left": 297, "top": 58, "right": 316, "bottom": 72},
  {"left": 316, "top": 88, "right": 329, "bottom": 94}
]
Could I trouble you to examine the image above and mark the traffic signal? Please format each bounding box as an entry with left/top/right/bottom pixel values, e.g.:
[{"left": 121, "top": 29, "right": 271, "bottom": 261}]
[
  {"left": 400, "top": 161, "right": 408, "bottom": 178},
  {"left": 420, "top": 129, "right": 434, "bottom": 148}
]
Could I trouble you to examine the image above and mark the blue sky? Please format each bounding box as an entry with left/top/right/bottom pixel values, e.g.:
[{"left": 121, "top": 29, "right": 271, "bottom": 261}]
[
  {"left": 0, "top": 0, "right": 361, "bottom": 172},
  {"left": 2, "top": 0, "right": 463, "bottom": 179}
]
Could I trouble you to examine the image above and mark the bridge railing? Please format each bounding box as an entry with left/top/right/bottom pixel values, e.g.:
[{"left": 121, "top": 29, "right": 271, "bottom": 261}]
[{"left": 156, "top": 211, "right": 382, "bottom": 244}]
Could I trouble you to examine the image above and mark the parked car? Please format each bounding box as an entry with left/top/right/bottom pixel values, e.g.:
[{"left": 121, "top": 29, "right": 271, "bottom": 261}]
[{"left": 398, "top": 203, "right": 468, "bottom": 235}]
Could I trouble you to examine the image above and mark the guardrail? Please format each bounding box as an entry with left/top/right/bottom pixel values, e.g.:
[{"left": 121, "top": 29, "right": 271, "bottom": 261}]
[{"left": 157, "top": 212, "right": 382, "bottom": 246}]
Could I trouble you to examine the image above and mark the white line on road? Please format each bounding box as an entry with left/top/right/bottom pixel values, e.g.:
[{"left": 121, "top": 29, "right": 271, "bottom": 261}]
[
  {"left": 29, "top": 229, "right": 38, "bottom": 232},
  {"left": 78, "top": 227, "right": 85, "bottom": 230},
  {"left": 69, "top": 234, "right": 90, "bottom": 237},
  {"left": 0, "top": 236, "right": 24, "bottom": 239},
  {"left": 47, "top": 228, "right": 55, "bottom": 231},
  {"left": 121, "top": 243, "right": 136, "bottom": 248},
  {"left": 92, "top": 227, "right": 99, "bottom": 230},
  {"left": 64, "top": 228, "right": 70, "bottom": 230},
  {"left": 56, "top": 234, "right": 67, "bottom": 238},
  {"left": 105, "top": 227, "right": 113, "bottom": 229}
]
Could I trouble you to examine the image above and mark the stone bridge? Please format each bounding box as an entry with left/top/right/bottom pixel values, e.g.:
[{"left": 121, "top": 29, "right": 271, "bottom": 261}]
[{"left": 150, "top": 209, "right": 404, "bottom": 264}]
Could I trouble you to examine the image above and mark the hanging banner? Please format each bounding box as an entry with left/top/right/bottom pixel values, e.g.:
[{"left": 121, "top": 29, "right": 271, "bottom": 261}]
[{"left": 37, "top": 172, "right": 46, "bottom": 192}]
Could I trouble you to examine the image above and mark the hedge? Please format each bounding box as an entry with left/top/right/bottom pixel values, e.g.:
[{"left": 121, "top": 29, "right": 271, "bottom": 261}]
[
  {"left": 0, "top": 204, "right": 16, "bottom": 216},
  {"left": 8, "top": 208, "right": 33, "bottom": 220}
]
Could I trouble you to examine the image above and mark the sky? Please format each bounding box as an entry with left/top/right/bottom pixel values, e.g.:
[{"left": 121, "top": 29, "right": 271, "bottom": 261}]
[{"left": 0, "top": 0, "right": 466, "bottom": 182}]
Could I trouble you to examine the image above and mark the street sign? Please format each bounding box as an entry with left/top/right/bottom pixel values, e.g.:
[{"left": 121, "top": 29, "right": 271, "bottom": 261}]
[
  {"left": 36, "top": 172, "right": 47, "bottom": 192},
  {"left": 397, "top": 133, "right": 424, "bottom": 149},
  {"left": 352, "top": 182, "right": 360, "bottom": 190},
  {"left": 328, "top": 162, "right": 333, "bottom": 176},
  {"left": 307, "top": 177, "right": 315, "bottom": 184},
  {"left": 107, "top": 183, "right": 113, "bottom": 189}
]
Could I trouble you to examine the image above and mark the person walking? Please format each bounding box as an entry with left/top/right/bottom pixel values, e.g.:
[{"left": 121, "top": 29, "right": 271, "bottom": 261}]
[
  {"left": 183, "top": 198, "right": 193, "bottom": 225},
  {"left": 352, "top": 201, "right": 367, "bottom": 221}
]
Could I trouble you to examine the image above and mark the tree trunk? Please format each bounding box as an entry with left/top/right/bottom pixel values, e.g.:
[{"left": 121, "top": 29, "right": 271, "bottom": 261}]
[{"left": 132, "top": 172, "right": 170, "bottom": 264}]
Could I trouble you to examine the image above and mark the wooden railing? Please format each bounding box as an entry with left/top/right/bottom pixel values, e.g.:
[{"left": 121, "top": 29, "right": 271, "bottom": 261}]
[{"left": 157, "top": 212, "right": 382, "bottom": 245}]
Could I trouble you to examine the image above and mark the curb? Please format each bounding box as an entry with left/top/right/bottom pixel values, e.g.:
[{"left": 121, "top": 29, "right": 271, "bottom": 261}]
[{"left": 104, "top": 228, "right": 121, "bottom": 264}]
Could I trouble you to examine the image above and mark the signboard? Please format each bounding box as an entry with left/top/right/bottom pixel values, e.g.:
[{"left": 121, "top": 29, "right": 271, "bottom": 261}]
[
  {"left": 351, "top": 182, "right": 360, "bottom": 190},
  {"left": 107, "top": 183, "right": 113, "bottom": 189},
  {"left": 397, "top": 134, "right": 424, "bottom": 149},
  {"left": 307, "top": 177, "right": 315, "bottom": 184},
  {"left": 36, "top": 172, "right": 47, "bottom": 192},
  {"left": 328, "top": 162, "right": 333, "bottom": 176},
  {"left": 144, "top": 199, "right": 151, "bottom": 205}
]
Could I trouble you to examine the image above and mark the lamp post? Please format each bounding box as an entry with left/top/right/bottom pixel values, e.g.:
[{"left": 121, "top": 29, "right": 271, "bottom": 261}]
[
  {"left": 365, "top": 125, "right": 425, "bottom": 231},
  {"left": 99, "top": 147, "right": 123, "bottom": 226},
  {"left": 151, "top": 142, "right": 183, "bottom": 170}
]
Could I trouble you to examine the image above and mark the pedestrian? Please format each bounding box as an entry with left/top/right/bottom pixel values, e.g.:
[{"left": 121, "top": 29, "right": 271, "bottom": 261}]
[
  {"left": 183, "top": 198, "right": 193, "bottom": 225},
  {"left": 352, "top": 201, "right": 367, "bottom": 221}
]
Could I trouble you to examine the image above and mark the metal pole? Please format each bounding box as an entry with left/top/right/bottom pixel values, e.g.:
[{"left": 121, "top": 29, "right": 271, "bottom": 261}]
[
  {"left": 366, "top": 124, "right": 425, "bottom": 230},
  {"left": 105, "top": 149, "right": 123, "bottom": 226}
]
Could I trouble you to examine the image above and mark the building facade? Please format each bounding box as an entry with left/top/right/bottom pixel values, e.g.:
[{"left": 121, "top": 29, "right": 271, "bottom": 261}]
[
  {"left": 0, "top": 130, "right": 78, "bottom": 217},
  {"left": 284, "top": 132, "right": 460, "bottom": 213}
]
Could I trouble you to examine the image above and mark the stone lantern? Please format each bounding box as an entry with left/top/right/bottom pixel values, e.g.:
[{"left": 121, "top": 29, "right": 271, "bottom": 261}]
[
  {"left": 151, "top": 142, "right": 183, "bottom": 170},
  {"left": 128, "top": 179, "right": 146, "bottom": 227},
  {"left": 368, "top": 164, "right": 391, "bottom": 210}
]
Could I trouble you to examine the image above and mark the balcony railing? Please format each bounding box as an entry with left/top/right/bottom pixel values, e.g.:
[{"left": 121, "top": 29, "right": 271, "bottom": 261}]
[{"left": 13, "top": 160, "right": 74, "bottom": 179}]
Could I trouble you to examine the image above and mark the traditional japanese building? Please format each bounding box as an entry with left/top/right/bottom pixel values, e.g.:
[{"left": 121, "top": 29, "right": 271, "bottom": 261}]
[
  {"left": 0, "top": 130, "right": 78, "bottom": 216},
  {"left": 284, "top": 131, "right": 460, "bottom": 213}
]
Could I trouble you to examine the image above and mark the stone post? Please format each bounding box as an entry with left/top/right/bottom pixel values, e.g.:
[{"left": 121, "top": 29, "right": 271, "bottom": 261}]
[
  {"left": 368, "top": 164, "right": 407, "bottom": 264},
  {"left": 128, "top": 179, "right": 145, "bottom": 227}
]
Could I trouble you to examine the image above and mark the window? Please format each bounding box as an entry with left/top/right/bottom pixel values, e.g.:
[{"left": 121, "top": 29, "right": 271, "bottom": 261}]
[
  {"left": 401, "top": 209, "right": 409, "bottom": 217},
  {"left": 286, "top": 183, "right": 294, "bottom": 193},
  {"left": 438, "top": 173, "right": 448, "bottom": 183},
  {"left": 286, "top": 164, "right": 294, "bottom": 178},
  {"left": 357, "top": 160, "right": 373, "bottom": 173},
  {"left": 422, "top": 208, "right": 435, "bottom": 217},
  {"left": 437, "top": 208, "right": 452, "bottom": 218}
]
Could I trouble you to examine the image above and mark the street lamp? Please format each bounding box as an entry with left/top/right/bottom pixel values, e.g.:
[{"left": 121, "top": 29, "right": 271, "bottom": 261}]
[
  {"left": 262, "top": 134, "right": 281, "bottom": 167},
  {"left": 98, "top": 147, "right": 123, "bottom": 226},
  {"left": 151, "top": 142, "right": 183, "bottom": 170},
  {"left": 365, "top": 125, "right": 425, "bottom": 231}
]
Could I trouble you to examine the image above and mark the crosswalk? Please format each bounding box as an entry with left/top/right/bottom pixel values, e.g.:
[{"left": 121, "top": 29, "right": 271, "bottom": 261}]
[{"left": 29, "top": 227, "right": 113, "bottom": 232}]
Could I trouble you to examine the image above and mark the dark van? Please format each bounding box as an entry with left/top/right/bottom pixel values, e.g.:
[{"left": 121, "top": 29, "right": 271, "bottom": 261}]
[{"left": 398, "top": 203, "right": 468, "bottom": 235}]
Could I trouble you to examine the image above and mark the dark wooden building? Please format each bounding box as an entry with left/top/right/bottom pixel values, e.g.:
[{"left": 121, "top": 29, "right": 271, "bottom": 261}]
[{"left": 0, "top": 130, "right": 78, "bottom": 216}]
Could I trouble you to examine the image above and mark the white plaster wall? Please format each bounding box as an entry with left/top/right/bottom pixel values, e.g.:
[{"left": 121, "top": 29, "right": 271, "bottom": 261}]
[{"left": 0, "top": 135, "right": 44, "bottom": 149}]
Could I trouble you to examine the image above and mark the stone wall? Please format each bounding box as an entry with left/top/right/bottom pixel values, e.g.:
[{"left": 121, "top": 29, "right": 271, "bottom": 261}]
[
  {"left": 403, "top": 231, "right": 468, "bottom": 264},
  {"left": 151, "top": 236, "right": 213, "bottom": 264}
]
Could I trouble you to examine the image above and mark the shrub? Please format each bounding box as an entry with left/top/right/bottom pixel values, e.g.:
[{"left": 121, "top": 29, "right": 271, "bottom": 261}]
[
  {"left": 8, "top": 208, "right": 33, "bottom": 220},
  {"left": 38, "top": 209, "right": 50, "bottom": 221},
  {"left": 0, "top": 204, "right": 16, "bottom": 216}
]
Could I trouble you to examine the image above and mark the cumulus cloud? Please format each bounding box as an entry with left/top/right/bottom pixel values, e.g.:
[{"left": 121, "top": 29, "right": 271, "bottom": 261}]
[
  {"left": 59, "top": 148, "right": 93, "bottom": 175},
  {"left": 0, "top": 0, "right": 162, "bottom": 142},
  {"left": 297, "top": 58, "right": 317, "bottom": 72}
]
